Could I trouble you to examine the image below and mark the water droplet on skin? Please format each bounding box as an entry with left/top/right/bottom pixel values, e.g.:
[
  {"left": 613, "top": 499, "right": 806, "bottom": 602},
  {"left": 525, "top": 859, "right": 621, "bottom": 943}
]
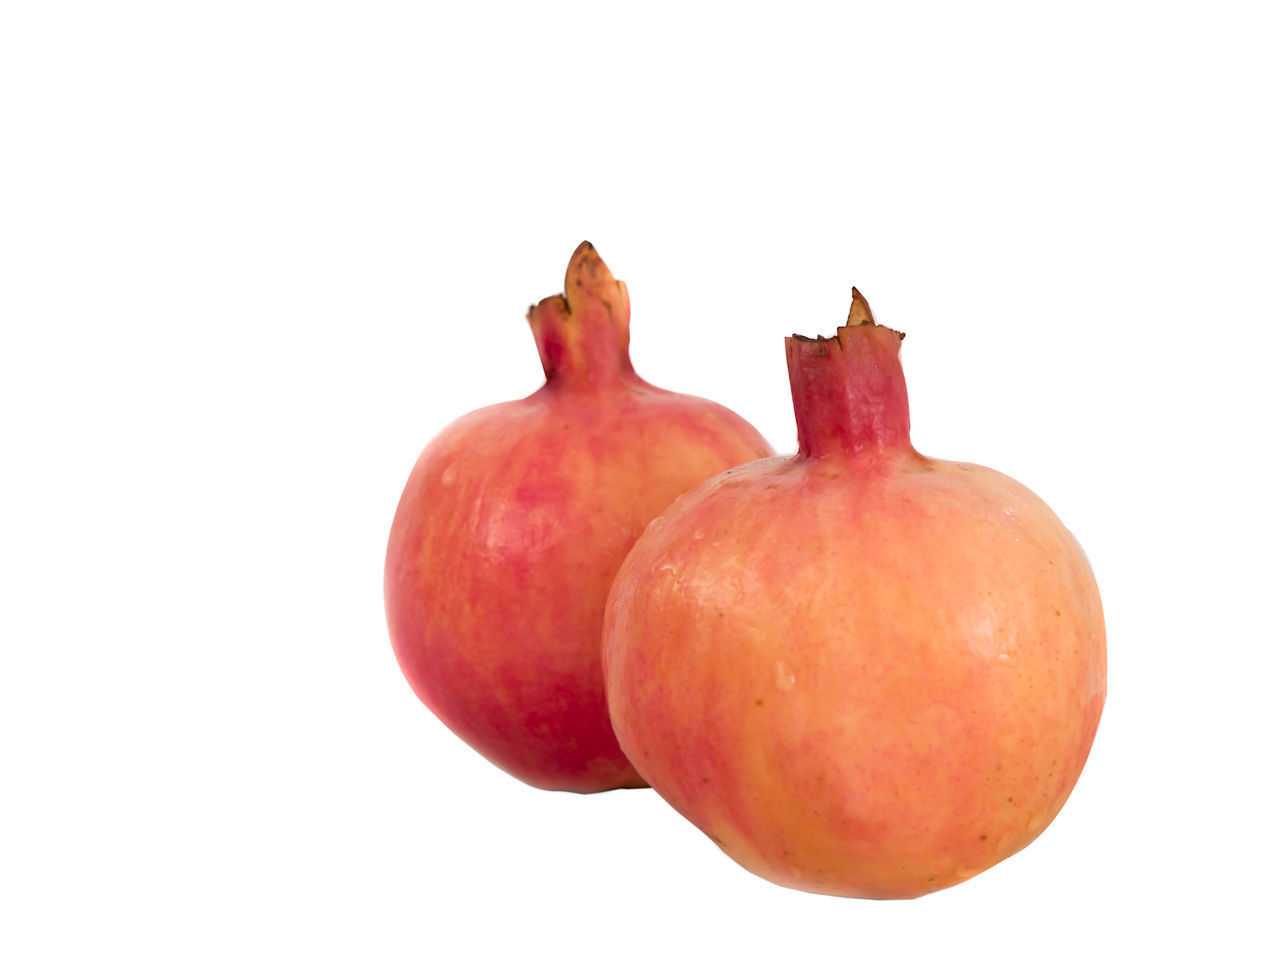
[
  {"left": 775, "top": 660, "right": 796, "bottom": 692},
  {"left": 441, "top": 463, "right": 458, "bottom": 487}
]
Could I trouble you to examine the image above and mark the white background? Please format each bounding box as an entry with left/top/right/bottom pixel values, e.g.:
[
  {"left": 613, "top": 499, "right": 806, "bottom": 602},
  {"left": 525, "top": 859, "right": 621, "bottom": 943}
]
[{"left": 3, "top": 2, "right": 1277, "bottom": 957}]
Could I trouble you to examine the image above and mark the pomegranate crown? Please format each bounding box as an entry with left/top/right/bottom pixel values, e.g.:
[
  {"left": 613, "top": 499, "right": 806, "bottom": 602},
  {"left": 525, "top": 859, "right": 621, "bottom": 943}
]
[
  {"left": 785, "top": 287, "right": 912, "bottom": 459},
  {"left": 526, "top": 242, "right": 634, "bottom": 385}
]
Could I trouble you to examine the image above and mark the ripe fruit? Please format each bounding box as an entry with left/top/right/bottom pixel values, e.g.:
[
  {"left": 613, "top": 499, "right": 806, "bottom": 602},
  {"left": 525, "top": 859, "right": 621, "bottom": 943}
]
[
  {"left": 602, "top": 289, "right": 1106, "bottom": 895},
  {"left": 385, "top": 242, "right": 773, "bottom": 792}
]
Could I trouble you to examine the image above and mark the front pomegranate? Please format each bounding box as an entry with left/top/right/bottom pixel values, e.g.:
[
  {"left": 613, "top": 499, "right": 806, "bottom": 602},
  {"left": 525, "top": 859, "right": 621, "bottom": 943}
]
[
  {"left": 385, "top": 242, "right": 773, "bottom": 792},
  {"left": 602, "top": 289, "right": 1106, "bottom": 894}
]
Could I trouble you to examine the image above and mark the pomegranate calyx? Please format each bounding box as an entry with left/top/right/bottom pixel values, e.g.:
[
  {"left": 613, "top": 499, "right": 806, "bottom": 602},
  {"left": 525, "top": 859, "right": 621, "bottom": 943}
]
[
  {"left": 527, "top": 241, "right": 635, "bottom": 387},
  {"left": 786, "top": 287, "right": 913, "bottom": 459}
]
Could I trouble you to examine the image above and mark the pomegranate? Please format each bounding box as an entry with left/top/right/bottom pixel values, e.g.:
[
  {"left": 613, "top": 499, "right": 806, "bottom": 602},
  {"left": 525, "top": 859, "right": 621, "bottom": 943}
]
[
  {"left": 602, "top": 289, "right": 1106, "bottom": 896},
  {"left": 385, "top": 242, "right": 773, "bottom": 792}
]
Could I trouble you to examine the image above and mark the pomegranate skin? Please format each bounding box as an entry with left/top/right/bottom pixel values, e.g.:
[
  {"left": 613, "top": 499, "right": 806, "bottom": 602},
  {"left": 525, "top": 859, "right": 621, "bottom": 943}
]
[
  {"left": 602, "top": 292, "right": 1105, "bottom": 895},
  {"left": 385, "top": 243, "right": 772, "bottom": 792}
]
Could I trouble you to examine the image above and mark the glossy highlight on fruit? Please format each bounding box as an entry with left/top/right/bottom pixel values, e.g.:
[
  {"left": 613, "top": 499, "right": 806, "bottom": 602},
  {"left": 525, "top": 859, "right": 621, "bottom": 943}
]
[
  {"left": 602, "top": 289, "right": 1106, "bottom": 895},
  {"left": 385, "top": 242, "right": 773, "bottom": 792}
]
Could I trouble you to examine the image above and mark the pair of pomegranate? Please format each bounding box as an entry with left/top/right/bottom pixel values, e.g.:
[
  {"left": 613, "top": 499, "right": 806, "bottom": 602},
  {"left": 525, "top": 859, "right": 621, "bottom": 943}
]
[{"left": 384, "top": 243, "right": 1106, "bottom": 899}]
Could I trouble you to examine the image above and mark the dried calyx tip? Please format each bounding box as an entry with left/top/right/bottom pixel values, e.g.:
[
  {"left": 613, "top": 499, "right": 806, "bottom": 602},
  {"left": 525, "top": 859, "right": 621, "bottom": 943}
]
[
  {"left": 789, "top": 286, "right": 902, "bottom": 343},
  {"left": 526, "top": 241, "right": 622, "bottom": 322},
  {"left": 564, "top": 240, "right": 617, "bottom": 304},
  {"left": 846, "top": 287, "right": 875, "bottom": 326}
]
